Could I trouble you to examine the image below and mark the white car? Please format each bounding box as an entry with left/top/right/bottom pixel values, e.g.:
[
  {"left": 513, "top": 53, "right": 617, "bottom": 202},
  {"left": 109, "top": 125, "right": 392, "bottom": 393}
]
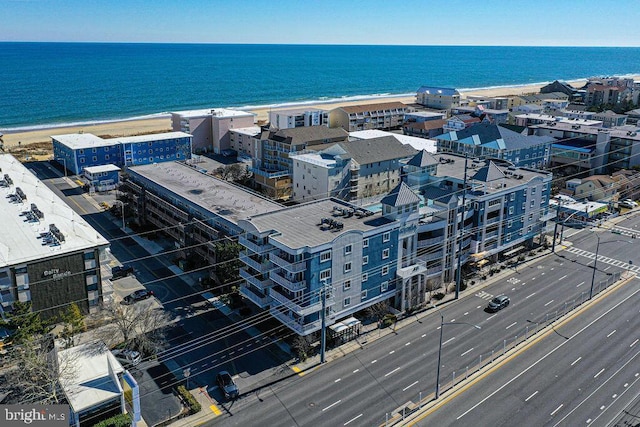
[
  {"left": 620, "top": 200, "right": 636, "bottom": 209},
  {"left": 623, "top": 199, "right": 638, "bottom": 207},
  {"left": 111, "top": 349, "right": 141, "bottom": 366}
]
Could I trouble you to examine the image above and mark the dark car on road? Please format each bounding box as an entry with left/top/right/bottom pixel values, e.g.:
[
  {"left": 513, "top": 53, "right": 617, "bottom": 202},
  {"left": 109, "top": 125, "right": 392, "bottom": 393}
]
[
  {"left": 487, "top": 295, "right": 510, "bottom": 312},
  {"left": 124, "top": 289, "right": 154, "bottom": 304},
  {"left": 111, "top": 265, "right": 134, "bottom": 280},
  {"left": 216, "top": 371, "right": 239, "bottom": 400}
]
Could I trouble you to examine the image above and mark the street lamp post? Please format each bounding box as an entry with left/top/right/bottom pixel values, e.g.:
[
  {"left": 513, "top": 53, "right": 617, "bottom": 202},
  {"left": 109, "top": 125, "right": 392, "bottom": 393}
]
[
  {"left": 114, "top": 200, "right": 126, "bottom": 231},
  {"left": 431, "top": 303, "right": 481, "bottom": 399},
  {"left": 588, "top": 237, "right": 631, "bottom": 300}
]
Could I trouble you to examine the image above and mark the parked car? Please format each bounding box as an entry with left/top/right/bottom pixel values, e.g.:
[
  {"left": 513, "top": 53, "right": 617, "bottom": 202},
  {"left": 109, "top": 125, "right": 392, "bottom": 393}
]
[
  {"left": 622, "top": 199, "right": 638, "bottom": 207},
  {"left": 216, "top": 371, "right": 239, "bottom": 399},
  {"left": 487, "top": 295, "right": 510, "bottom": 312},
  {"left": 123, "top": 289, "right": 154, "bottom": 304},
  {"left": 111, "top": 265, "right": 134, "bottom": 280},
  {"left": 111, "top": 349, "right": 141, "bottom": 366}
]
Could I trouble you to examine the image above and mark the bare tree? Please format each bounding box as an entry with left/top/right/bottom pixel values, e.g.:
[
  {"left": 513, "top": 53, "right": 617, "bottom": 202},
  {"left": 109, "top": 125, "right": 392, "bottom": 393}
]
[
  {"left": 366, "top": 301, "right": 390, "bottom": 328},
  {"left": 96, "top": 300, "right": 170, "bottom": 356}
]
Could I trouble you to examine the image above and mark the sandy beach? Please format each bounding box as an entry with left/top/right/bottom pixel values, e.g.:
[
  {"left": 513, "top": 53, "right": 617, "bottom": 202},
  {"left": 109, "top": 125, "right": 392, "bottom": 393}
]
[{"left": 1, "top": 77, "right": 633, "bottom": 153}]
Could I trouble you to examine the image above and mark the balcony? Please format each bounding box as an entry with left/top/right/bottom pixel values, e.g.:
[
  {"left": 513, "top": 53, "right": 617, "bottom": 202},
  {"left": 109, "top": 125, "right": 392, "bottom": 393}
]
[
  {"left": 240, "top": 252, "right": 270, "bottom": 273},
  {"left": 422, "top": 249, "right": 444, "bottom": 262},
  {"left": 240, "top": 284, "right": 270, "bottom": 308},
  {"left": 270, "top": 288, "right": 324, "bottom": 316},
  {"left": 239, "top": 268, "right": 271, "bottom": 291},
  {"left": 425, "top": 265, "right": 443, "bottom": 277},
  {"left": 270, "top": 270, "right": 306, "bottom": 292},
  {"left": 238, "top": 236, "right": 272, "bottom": 254},
  {"left": 270, "top": 308, "right": 323, "bottom": 335},
  {"left": 418, "top": 235, "right": 444, "bottom": 248},
  {"left": 270, "top": 253, "right": 306, "bottom": 273},
  {"left": 485, "top": 229, "right": 499, "bottom": 240}
]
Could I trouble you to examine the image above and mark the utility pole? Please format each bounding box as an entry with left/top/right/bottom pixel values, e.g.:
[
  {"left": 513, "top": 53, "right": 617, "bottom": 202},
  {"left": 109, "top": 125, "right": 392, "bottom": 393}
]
[
  {"left": 551, "top": 200, "right": 562, "bottom": 252},
  {"left": 320, "top": 280, "right": 328, "bottom": 363},
  {"left": 455, "top": 154, "right": 468, "bottom": 300}
]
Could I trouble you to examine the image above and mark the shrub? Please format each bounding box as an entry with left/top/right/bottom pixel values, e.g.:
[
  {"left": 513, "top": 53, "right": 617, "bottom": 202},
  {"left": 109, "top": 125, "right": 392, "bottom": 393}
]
[
  {"left": 177, "top": 385, "right": 202, "bottom": 415},
  {"left": 459, "top": 281, "right": 468, "bottom": 292},
  {"left": 470, "top": 280, "right": 476, "bottom": 286},
  {"left": 432, "top": 292, "right": 445, "bottom": 300},
  {"left": 381, "top": 313, "right": 397, "bottom": 328},
  {"left": 93, "top": 413, "right": 132, "bottom": 427}
]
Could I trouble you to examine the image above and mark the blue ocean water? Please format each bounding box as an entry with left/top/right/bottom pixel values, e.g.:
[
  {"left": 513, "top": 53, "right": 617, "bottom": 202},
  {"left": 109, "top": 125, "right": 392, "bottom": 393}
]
[{"left": 1, "top": 43, "right": 640, "bottom": 131}]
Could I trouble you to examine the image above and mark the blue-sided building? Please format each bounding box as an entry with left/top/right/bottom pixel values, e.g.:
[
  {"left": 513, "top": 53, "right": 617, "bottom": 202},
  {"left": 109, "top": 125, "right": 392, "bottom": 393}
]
[{"left": 52, "top": 132, "right": 192, "bottom": 175}]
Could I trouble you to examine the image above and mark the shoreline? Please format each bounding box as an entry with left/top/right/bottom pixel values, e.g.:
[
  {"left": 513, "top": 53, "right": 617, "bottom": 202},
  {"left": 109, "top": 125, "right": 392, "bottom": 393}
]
[{"left": 2, "top": 75, "right": 638, "bottom": 149}]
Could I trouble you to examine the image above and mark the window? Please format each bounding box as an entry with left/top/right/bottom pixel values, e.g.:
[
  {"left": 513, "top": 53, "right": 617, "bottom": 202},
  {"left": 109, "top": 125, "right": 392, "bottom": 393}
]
[
  {"left": 362, "top": 273, "right": 368, "bottom": 282},
  {"left": 320, "top": 251, "right": 331, "bottom": 262},
  {"left": 363, "top": 255, "right": 368, "bottom": 265},
  {"left": 508, "top": 206, "right": 514, "bottom": 215},
  {"left": 345, "top": 245, "right": 352, "bottom": 255},
  {"left": 381, "top": 281, "right": 389, "bottom": 292},
  {"left": 344, "top": 262, "right": 352, "bottom": 273},
  {"left": 382, "top": 248, "right": 389, "bottom": 259},
  {"left": 92, "top": 156, "right": 97, "bottom": 162},
  {"left": 363, "top": 239, "right": 369, "bottom": 248},
  {"left": 506, "top": 233, "right": 511, "bottom": 241},
  {"left": 344, "top": 297, "right": 351, "bottom": 307},
  {"left": 530, "top": 200, "right": 535, "bottom": 207},
  {"left": 383, "top": 232, "right": 390, "bottom": 242},
  {"left": 343, "top": 280, "right": 351, "bottom": 291},
  {"left": 320, "top": 269, "right": 331, "bottom": 280},
  {"left": 105, "top": 154, "right": 110, "bottom": 160},
  {"left": 507, "top": 220, "right": 513, "bottom": 228},
  {"left": 510, "top": 193, "right": 515, "bottom": 201},
  {"left": 381, "top": 266, "right": 389, "bottom": 275},
  {"left": 361, "top": 290, "right": 367, "bottom": 300}
]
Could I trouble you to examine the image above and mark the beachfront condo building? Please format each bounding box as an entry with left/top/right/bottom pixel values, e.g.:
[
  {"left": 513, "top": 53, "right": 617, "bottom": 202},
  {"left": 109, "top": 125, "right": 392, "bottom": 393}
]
[
  {"left": 436, "top": 122, "right": 555, "bottom": 169},
  {"left": 0, "top": 154, "right": 110, "bottom": 319},
  {"left": 327, "top": 102, "right": 409, "bottom": 132},
  {"left": 52, "top": 132, "right": 193, "bottom": 175},
  {"left": 416, "top": 86, "right": 461, "bottom": 110},
  {"left": 268, "top": 108, "right": 328, "bottom": 129},
  {"left": 251, "top": 126, "right": 349, "bottom": 200},
  {"left": 289, "top": 135, "right": 417, "bottom": 203},
  {"left": 229, "top": 126, "right": 261, "bottom": 159},
  {"left": 170, "top": 108, "right": 255, "bottom": 154}
]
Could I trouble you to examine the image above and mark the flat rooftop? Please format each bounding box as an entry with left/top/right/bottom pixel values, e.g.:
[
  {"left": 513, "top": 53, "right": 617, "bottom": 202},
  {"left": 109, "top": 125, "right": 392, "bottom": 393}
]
[
  {"left": 0, "top": 154, "right": 109, "bottom": 267},
  {"left": 230, "top": 126, "right": 261, "bottom": 136},
  {"left": 128, "top": 161, "right": 282, "bottom": 225},
  {"left": 115, "top": 131, "right": 191, "bottom": 144},
  {"left": 244, "top": 198, "right": 394, "bottom": 250},
  {"left": 51, "top": 133, "right": 116, "bottom": 150},
  {"left": 171, "top": 108, "right": 255, "bottom": 119},
  {"left": 58, "top": 341, "right": 124, "bottom": 413},
  {"left": 84, "top": 164, "right": 121, "bottom": 173}
]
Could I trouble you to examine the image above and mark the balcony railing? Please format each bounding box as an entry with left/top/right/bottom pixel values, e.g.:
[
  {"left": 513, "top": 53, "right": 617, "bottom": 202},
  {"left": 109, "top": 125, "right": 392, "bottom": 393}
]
[
  {"left": 270, "top": 253, "right": 306, "bottom": 273},
  {"left": 270, "top": 288, "right": 324, "bottom": 316},
  {"left": 238, "top": 236, "right": 272, "bottom": 254},
  {"left": 418, "top": 235, "right": 445, "bottom": 247},
  {"left": 240, "top": 284, "right": 270, "bottom": 308},
  {"left": 269, "top": 308, "right": 323, "bottom": 335},
  {"left": 270, "top": 270, "right": 306, "bottom": 292},
  {"left": 240, "top": 253, "right": 270, "bottom": 273},
  {"left": 239, "top": 268, "right": 271, "bottom": 291}
]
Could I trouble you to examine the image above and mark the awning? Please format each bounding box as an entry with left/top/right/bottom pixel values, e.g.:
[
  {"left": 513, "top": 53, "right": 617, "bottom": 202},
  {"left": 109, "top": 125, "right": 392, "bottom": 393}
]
[
  {"left": 503, "top": 246, "right": 524, "bottom": 258},
  {"left": 476, "top": 259, "right": 490, "bottom": 267}
]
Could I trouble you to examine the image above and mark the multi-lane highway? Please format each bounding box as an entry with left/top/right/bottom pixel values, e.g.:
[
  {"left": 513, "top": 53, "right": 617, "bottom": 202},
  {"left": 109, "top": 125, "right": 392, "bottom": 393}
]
[
  {"left": 207, "top": 218, "right": 640, "bottom": 426},
  {"left": 411, "top": 275, "right": 640, "bottom": 427}
]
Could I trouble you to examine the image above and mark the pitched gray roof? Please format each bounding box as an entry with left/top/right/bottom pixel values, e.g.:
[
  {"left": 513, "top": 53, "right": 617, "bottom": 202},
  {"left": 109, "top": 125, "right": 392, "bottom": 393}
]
[
  {"left": 407, "top": 150, "right": 439, "bottom": 167},
  {"left": 472, "top": 161, "right": 505, "bottom": 182},
  {"left": 381, "top": 182, "right": 421, "bottom": 207},
  {"left": 336, "top": 136, "right": 418, "bottom": 165},
  {"left": 444, "top": 122, "right": 554, "bottom": 150}
]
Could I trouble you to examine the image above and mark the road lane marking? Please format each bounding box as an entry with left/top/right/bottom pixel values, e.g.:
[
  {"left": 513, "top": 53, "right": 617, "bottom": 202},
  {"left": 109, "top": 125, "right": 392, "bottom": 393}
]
[
  {"left": 389, "top": 350, "right": 395, "bottom": 354},
  {"left": 385, "top": 367, "right": 400, "bottom": 377},
  {"left": 344, "top": 414, "right": 363, "bottom": 425},
  {"left": 210, "top": 404, "right": 222, "bottom": 415},
  {"left": 526, "top": 292, "right": 536, "bottom": 299},
  {"left": 525, "top": 391, "right": 538, "bottom": 402},
  {"left": 631, "top": 339, "right": 639, "bottom": 347},
  {"left": 455, "top": 287, "right": 640, "bottom": 422},
  {"left": 624, "top": 383, "right": 628, "bottom": 387},
  {"left": 576, "top": 281, "right": 585, "bottom": 287},
  {"left": 487, "top": 314, "right": 497, "bottom": 320},
  {"left": 421, "top": 334, "right": 427, "bottom": 338},
  {"left": 607, "top": 330, "right": 616, "bottom": 338},
  {"left": 600, "top": 405, "right": 605, "bottom": 410},
  {"left": 477, "top": 306, "right": 481, "bottom": 309},
  {"left": 558, "top": 274, "right": 568, "bottom": 281},
  {"left": 460, "top": 348, "right": 474, "bottom": 357},
  {"left": 353, "top": 369, "right": 359, "bottom": 373},
  {"left": 403, "top": 381, "right": 419, "bottom": 391},
  {"left": 612, "top": 393, "right": 618, "bottom": 398},
  {"left": 506, "top": 322, "right": 518, "bottom": 329},
  {"left": 464, "top": 312, "right": 469, "bottom": 316},
  {"left": 594, "top": 368, "right": 605, "bottom": 378},
  {"left": 405, "top": 342, "right": 411, "bottom": 346},
  {"left": 322, "top": 400, "right": 342, "bottom": 411},
  {"left": 545, "top": 300, "right": 554, "bottom": 306},
  {"left": 371, "top": 360, "right": 377, "bottom": 364},
  {"left": 335, "top": 378, "right": 341, "bottom": 383},
  {"left": 443, "top": 337, "right": 455, "bottom": 346},
  {"left": 550, "top": 404, "right": 564, "bottom": 416},
  {"left": 571, "top": 357, "right": 582, "bottom": 366}
]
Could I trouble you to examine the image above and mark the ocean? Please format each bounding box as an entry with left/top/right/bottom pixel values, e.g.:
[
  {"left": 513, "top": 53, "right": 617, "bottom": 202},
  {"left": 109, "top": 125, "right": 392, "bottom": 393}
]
[{"left": 1, "top": 42, "right": 640, "bottom": 131}]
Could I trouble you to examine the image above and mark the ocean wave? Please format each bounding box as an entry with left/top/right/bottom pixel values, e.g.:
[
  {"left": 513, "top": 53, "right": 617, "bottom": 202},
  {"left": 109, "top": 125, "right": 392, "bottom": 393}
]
[{"left": 0, "top": 112, "right": 171, "bottom": 134}]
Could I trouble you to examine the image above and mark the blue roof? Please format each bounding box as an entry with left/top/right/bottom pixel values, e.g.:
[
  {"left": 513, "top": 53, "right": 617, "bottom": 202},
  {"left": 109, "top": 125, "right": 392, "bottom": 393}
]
[
  {"left": 417, "top": 86, "right": 460, "bottom": 96},
  {"left": 552, "top": 143, "right": 593, "bottom": 153}
]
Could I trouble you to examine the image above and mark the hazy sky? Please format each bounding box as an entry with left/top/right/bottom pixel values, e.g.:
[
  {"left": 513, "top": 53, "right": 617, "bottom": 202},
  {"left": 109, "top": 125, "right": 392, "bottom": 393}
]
[{"left": 2, "top": 0, "right": 639, "bottom": 46}]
